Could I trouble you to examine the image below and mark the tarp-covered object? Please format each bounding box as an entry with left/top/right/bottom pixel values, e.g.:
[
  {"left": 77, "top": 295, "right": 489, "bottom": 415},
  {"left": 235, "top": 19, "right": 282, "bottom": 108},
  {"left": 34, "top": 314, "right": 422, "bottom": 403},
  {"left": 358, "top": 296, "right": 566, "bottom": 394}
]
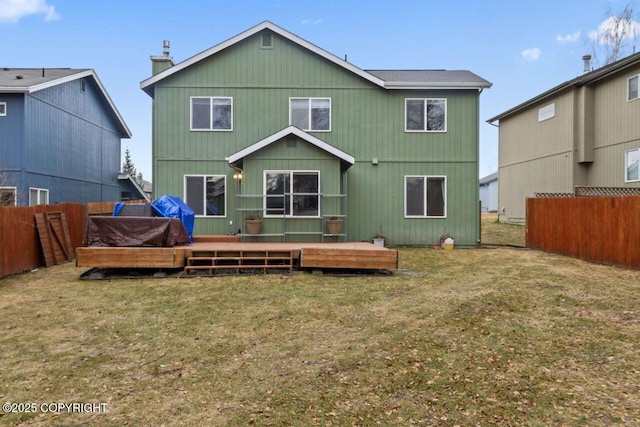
[
  {"left": 151, "top": 195, "right": 195, "bottom": 241},
  {"left": 83, "top": 217, "right": 191, "bottom": 247}
]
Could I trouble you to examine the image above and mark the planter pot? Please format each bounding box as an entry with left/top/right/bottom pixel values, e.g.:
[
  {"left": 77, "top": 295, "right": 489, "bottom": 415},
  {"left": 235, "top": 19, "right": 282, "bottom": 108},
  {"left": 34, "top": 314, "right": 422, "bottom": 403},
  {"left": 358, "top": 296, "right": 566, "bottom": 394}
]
[
  {"left": 373, "top": 237, "right": 385, "bottom": 247},
  {"left": 245, "top": 219, "right": 262, "bottom": 235},
  {"left": 326, "top": 220, "right": 343, "bottom": 235}
]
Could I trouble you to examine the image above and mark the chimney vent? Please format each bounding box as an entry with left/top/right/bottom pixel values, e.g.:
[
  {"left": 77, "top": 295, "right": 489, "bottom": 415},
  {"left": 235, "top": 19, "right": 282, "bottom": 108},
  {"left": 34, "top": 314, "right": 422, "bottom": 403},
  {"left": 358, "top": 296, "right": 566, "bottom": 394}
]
[
  {"left": 582, "top": 54, "right": 592, "bottom": 73},
  {"left": 163, "top": 40, "right": 170, "bottom": 57}
]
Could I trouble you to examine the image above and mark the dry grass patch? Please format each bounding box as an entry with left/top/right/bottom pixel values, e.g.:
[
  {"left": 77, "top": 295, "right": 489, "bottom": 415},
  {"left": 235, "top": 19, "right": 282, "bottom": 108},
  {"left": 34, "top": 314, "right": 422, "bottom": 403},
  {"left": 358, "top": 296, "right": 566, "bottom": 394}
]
[{"left": 1, "top": 227, "right": 639, "bottom": 425}]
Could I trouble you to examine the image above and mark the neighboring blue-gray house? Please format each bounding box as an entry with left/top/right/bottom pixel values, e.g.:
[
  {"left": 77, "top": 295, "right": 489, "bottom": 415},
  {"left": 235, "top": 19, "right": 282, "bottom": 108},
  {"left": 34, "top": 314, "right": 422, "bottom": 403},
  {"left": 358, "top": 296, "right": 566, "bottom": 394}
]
[
  {"left": 0, "top": 68, "right": 131, "bottom": 206},
  {"left": 479, "top": 172, "right": 498, "bottom": 212}
]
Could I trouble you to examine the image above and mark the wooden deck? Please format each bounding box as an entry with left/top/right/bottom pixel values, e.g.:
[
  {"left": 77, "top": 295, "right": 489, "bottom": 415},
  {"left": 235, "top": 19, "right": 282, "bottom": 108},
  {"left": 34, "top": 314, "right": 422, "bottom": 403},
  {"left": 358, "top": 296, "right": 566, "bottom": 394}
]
[{"left": 76, "top": 241, "right": 398, "bottom": 273}]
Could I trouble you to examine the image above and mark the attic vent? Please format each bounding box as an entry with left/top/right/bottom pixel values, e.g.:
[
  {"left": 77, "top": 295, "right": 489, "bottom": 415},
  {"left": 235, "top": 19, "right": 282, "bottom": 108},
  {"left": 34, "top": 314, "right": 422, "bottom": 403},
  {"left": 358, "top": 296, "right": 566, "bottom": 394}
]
[{"left": 261, "top": 32, "right": 273, "bottom": 48}]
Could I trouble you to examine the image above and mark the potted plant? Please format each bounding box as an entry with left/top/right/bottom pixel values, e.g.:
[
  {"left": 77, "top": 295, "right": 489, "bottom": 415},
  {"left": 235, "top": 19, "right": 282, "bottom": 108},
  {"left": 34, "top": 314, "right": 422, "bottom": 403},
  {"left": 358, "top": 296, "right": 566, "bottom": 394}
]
[
  {"left": 244, "top": 214, "right": 263, "bottom": 235},
  {"left": 372, "top": 226, "right": 386, "bottom": 247},
  {"left": 325, "top": 216, "right": 343, "bottom": 235}
]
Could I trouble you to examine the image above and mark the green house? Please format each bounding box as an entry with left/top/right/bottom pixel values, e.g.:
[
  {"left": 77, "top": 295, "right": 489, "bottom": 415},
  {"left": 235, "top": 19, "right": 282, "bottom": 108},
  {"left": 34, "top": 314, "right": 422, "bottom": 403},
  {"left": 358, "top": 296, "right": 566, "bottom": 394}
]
[{"left": 140, "top": 22, "right": 491, "bottom": 246}]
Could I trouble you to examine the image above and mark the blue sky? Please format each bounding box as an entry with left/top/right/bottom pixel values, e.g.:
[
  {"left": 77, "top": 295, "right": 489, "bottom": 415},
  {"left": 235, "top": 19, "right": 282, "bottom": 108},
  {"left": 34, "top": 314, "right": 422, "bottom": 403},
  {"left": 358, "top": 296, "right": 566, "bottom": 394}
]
[{"left": 2, "top": 0, "right": 639, "bottom": 181}]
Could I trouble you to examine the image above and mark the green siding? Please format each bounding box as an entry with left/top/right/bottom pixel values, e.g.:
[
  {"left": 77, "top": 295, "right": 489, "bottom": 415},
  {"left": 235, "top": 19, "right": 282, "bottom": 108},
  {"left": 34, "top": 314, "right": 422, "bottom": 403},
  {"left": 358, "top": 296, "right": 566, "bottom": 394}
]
[{"left": 150, "top": 30, "right": 482, "bottom": 245}]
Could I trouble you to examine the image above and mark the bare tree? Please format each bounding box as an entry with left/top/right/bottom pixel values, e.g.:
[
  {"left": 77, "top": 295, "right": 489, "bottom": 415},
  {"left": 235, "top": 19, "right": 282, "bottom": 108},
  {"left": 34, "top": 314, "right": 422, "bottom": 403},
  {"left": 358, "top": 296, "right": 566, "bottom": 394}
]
[{"left": 590, "top": 3, "right": 639, "bottom": 67}]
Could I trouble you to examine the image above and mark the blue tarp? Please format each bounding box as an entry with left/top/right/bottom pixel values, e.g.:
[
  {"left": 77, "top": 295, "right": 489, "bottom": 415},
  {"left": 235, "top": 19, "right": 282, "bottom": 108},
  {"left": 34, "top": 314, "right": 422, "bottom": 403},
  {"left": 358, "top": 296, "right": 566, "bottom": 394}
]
[{"left": 151, "top": 195, "right": 195, "bottom": 241}]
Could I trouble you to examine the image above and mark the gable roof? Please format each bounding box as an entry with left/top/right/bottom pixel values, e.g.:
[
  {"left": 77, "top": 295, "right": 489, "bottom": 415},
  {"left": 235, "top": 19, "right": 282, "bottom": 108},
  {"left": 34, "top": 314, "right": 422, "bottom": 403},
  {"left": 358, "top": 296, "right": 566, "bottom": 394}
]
[
  {"left": 479, "top": 172, "right": 498, "bottom": 185},
  {"left": 0, "top": 68, "right": 131, "bottom": 138},
  {"left": 487, "top": 51, "right": 640, "bottom": 124},
  {"left": 140, "top": 21, "right": 491, "bottom": 96},
  {"left": 226, "top": 126, "right": 355, "bottom": 167}
]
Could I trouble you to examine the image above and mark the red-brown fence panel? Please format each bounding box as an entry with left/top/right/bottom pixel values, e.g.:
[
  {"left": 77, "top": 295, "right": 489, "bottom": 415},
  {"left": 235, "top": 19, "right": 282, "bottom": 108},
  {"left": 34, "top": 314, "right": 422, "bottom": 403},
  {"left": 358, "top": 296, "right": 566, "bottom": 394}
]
[
  {"left": 0, "top": 203, "right": 85, "bottom": 278},
  {"left": 526, "top": 196, "right": 640, "bottom": 270}
]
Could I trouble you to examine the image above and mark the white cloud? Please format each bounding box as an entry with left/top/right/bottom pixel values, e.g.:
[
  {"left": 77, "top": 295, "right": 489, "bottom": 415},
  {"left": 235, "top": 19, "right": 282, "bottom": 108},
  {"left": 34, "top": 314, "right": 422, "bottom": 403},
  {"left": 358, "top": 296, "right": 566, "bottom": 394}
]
[
  {"left": 521, "top": 48, "right": 541, "bottom": 62},
  {"left": 589, "top": 16, "right": 640, "bottom": 45},
  {"left": 301, "top": 18, "right": 324, "bottom": 25},
  {"left": 556, "top": 31, "right": 581, "bottom": 44},
  {"left": 0, "top": 0, "right": 59, "bottom": 23}
]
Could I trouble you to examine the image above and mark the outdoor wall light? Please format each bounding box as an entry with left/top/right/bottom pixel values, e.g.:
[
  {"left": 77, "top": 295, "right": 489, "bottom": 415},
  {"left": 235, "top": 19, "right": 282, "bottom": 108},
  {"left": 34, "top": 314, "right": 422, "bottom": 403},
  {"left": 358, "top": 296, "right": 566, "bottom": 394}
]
[{"left": 233, "top": 172, "right": 243, "bottom": 180}]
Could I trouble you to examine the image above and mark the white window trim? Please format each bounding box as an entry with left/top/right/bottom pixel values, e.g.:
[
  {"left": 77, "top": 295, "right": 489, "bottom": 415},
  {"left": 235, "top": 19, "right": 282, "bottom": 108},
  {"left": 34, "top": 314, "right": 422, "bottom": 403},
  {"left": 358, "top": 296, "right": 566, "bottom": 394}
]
[
  {"left": 404, "top": 175, "right": 447, "bottom": 218},
  {"left": 288, "top": 97, "right": 331, "bottom": 132},
  {"left": 189, "top": 96, "right": 233, "bottom": 131},
  {"left": 628, "top": 74, "right": 639, "bottom": 102},
  {"left": 0, "top": 186, "right": 17, "bottom": 206},
  {"left": 624, "top": 148, "right": 640, "bottom": 183},
  {"left": 29, "top": 187, "right": 49, "bottom": 206},
  {"left": 404, "top": 98, "right": 448, "bottom": 133},
  {"left": 263, "top": 170, "right": 321, "bottom": 218},
  {"left": 538, "top": 103, "right": 556, "bottom": 122},
  {"left": 184, "top": 174, "right": 227, "bottom": 217},
  {"left": 0, "top": 102, "right": 6, "bottom": 116}
]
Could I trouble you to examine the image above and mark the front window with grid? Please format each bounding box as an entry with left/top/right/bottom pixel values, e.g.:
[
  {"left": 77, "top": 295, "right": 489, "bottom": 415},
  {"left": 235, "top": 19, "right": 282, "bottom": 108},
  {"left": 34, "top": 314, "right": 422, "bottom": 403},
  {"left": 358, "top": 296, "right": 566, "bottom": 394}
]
[
  {"left": 404, "top": 176, "right": 446, "bottom": 217},
  {"left": 184, "top": 175, "right": 226, "bottom": 216},
  {"left": 289, "top": 98, "right": 331, "bottom": 131},
  {"left": 405, "top": 98, "right": 447, "bottom": 132},
  {"left": 264, "top": 171, "right": 320, "bottom": 217},
  {"left": 190, "top": 97, "right": 232, "bottom": 131}
]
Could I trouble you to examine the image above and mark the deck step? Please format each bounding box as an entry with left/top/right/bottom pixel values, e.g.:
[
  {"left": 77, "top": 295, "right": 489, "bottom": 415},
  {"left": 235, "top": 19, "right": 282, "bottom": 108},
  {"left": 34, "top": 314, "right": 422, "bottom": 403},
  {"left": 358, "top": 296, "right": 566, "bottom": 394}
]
[{"left": 184, "top": 250, "right": 293, "bottom": 275}]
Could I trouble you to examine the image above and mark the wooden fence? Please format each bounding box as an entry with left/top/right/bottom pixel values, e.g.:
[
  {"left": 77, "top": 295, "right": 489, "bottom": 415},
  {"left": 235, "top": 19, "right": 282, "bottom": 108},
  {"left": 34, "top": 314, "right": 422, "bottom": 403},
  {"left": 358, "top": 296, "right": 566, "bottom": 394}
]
[
  {"left": 526, "top": 196, "right": 640, "bottom": 270},
  {"left": 0, "top": 203, "right": 86, "bottom": 278}
]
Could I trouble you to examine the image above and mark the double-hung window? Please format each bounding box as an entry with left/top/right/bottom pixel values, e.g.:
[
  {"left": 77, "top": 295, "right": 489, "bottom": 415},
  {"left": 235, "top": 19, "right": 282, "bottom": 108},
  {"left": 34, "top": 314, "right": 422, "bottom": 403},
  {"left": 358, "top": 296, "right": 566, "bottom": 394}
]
[
  {"left": 290, "top": 98, "right": 331, "bottom": 131},
  {"left": 191, "top": 97, "right": 232, "bottom": 131},
  {"left": 404, "top": 176, "right": 446, "bottom": 217},
  {"left": 628, "top": 75, "right": 639, "bottom": 102},
  {"left": 405, "top": 98, "right": 447, "bottom": 132},
  {"left": 625, "top": 149, "right": 640, "bottom": 182},
  {"left": 265, "top": 171, "right": 319, "bottom": 217},
  {"left": 185, "top": 175, "right": 226, "bottom": 216},
  {"left": 29, "top": 188, "right": 48, "bottom": 206}
]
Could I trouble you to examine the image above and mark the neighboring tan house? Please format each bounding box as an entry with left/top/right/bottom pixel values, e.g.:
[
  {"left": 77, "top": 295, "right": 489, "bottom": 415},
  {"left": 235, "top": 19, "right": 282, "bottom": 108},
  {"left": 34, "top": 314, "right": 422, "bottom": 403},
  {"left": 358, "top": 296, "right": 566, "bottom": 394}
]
[
  {"left": 140, "top": 21, "right": 491, "bottom": 246},
  {"left": 479, "top": 172, "right": 498, "bottom": 212},
  {"left": 487, "top": 53, "right": 640, "bottom": 223},
  {"left": 0, "top": 68, "right": 131, "bottom": 206}
]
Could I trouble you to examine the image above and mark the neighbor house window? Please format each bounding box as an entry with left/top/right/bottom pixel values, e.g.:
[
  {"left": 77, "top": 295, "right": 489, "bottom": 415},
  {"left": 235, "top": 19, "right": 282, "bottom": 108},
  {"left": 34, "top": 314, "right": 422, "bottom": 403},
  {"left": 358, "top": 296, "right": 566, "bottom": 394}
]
[
  {"left": 185, "top": 175, "right": 226, "bottom": 216},
  {"left": 290, "top": 98, "right": 331, "bottom": 131},
  {"left": 0, "top": 102, "right": 6, "bottom": 116},
  {"left": 265, "top": 171, "right": 319, "bottom": 217},
  {"left": 538, "top": 103, "right": 555, "bottom": 122},
  {"left": 625, "top": 148, "right": 640, "bottom": 182},
  {"left": 404, "top": 176, "right": 446, "bottom": 217},
  {"left": 0, "top": 187, "right": 16, "bottom": 206},
  {"left": 405, "top": 98, "right": 447, "bottom": 132},
  {"left": 190, "top": 97, "right": 232, "bottom": 131},
  {"left": 29, "top": 188, "right": 48, "bottom": 206},
  {"left": 628, "top": 75, "right": 639, "bottom": 102}
]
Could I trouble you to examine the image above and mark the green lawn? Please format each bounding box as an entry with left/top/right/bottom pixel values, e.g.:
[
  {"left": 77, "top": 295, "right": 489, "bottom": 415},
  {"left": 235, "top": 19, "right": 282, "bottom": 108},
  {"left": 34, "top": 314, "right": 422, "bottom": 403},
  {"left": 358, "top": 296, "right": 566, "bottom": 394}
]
[{"left": 1, "top": 217, "right": 638, "bottom": 426}]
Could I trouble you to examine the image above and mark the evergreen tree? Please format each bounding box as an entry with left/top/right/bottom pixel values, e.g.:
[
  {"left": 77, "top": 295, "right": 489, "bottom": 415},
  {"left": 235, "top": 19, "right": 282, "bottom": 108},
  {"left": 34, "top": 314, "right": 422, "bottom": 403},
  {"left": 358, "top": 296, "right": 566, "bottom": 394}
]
[{"left": 122, "top": 148, "right": 136, "bottom": 178}]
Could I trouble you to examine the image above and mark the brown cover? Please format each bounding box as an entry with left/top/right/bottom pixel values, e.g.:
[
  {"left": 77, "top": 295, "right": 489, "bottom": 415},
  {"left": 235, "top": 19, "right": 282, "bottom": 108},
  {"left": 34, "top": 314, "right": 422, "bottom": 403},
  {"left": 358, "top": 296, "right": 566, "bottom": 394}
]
[{"left": 84, "top": 217, "right": 191, "bottom": 247}]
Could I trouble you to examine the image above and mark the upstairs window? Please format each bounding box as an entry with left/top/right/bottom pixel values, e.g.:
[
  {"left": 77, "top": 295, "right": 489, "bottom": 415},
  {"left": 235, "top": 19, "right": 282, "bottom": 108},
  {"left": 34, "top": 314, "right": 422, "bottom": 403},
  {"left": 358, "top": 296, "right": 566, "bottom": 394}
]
[
  {"left": 628, "top": 75, "right": 639, "bottom": 102},
  {"left": 0, "top": 102, "right": 6, "bottom": 116},
  {"left": 185, "top": 175, "right": 226, "bottom": 216},
  {"left": 191, "top": 97, "right": 232, "bottom": 131},
  {"left": 404, "top": 176, "right": 446, "bottom": 218},
  {"left": 290, "top": 98, "right": 331, "bottom": 131},
  {"left": 29, "top": 188, "right": 48, "bottom": 206},
  {"left": 0, "top": 187, "right": 16, "bottom": 206},
  {"left": 265, "top": 171, "right": 320, "bottom": 217},
  {"left": 625, "top": 148, "right": 640, "bottom": 182},
  {"left": 405, "top": 98, "right": 447, "bottom": 132}
]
